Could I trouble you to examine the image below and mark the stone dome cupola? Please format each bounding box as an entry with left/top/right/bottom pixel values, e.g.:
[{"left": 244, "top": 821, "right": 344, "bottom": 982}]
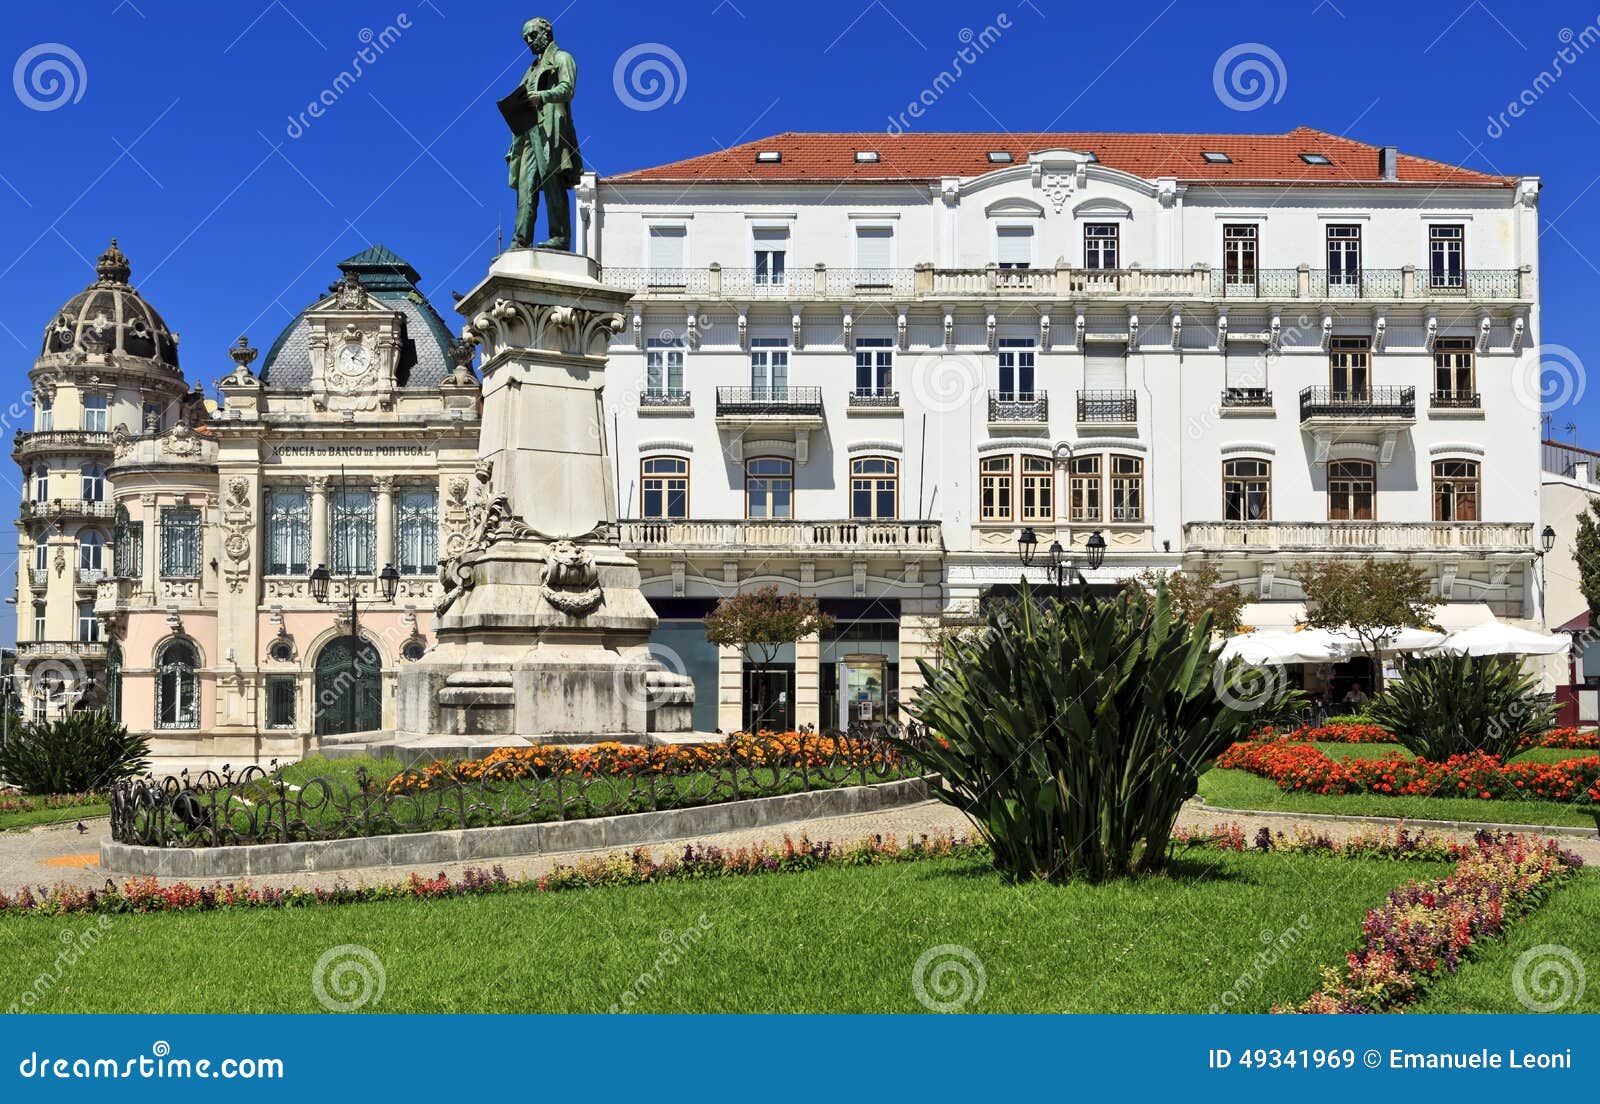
[{"left": 40, "top": 237, "right": 181, "bottom": 370}]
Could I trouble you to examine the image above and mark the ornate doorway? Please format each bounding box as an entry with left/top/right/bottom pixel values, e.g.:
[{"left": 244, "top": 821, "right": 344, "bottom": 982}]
[{"left": 314, "top": 636, "right": 382, "bottom": 736}]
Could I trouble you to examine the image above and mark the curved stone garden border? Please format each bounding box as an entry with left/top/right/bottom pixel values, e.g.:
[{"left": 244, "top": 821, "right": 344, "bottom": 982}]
[
  {"left": 100, "top": 776, "right": 933, "bottom": 879},
  {"left": 1194, "top": 797, "right": 1600, "bottom": 839}
]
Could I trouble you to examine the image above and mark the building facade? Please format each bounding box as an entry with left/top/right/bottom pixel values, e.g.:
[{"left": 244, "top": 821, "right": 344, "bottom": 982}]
[{"left": 584, "top": 127, "right": 1546, "bottom": 730}]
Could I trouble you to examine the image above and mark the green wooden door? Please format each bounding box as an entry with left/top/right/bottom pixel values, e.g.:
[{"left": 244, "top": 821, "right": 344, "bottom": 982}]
[{"left": 314, "top": 637, "right": 382, "bottom": 736}]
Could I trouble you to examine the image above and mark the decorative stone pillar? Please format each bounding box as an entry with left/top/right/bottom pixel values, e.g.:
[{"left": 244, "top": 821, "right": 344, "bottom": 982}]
[
  {"left": 307, "top": 476, "right": 329, "bottom": 570},
  {"left": 374, "top": 475, "right": 395, "bottom": 573},
  {"left": 717, "top": 644, "right": 744, "bottom": 734},
  {"left": 794, "top": 630, "right": 821, "bottom": 731},
  {"left": 139, "top": 493, "right": 159, "bottom": 596}
]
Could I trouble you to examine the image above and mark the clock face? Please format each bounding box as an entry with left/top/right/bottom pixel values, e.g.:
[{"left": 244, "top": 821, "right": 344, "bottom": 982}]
[{"left": 337, "top": 343, "right": 369, "bottom": 373}]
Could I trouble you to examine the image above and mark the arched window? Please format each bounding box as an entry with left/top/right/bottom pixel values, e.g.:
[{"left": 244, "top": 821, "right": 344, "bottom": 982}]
[
  {"left": 979, "top": 453, "right": 1053, "bottom": 522},
  {"left": 1433, "top": 459, "right": 1479, "bottom": 521},
  {"left": 155, "top": 639, "right": 199, "bottom": 730},
  {"left": 80, "top": 463, "right": 104, "bottom": 503},
  {"left": 1223, "top": 458, "right": 1271, "bottom": 521},
  {"left": 1328, "top": 459, "right": 1376, "bottom": 520},
  {"left": 31, "top": 466, "right": 47, "bottom": 502},
  {"left": 78, "top": 529, "right": 105, "bottom": 572},
  {"left": 641, "top": 456, "right": 689, "bottom": 519},
  {"left": 745, "top": 457, "right": 792, "bottom": 519},
  {"left": 850, "top": 457, "right": 898, "bottom": 519},
  {"left": 113, "top": 503, "right": 142, "bottom": 578}
]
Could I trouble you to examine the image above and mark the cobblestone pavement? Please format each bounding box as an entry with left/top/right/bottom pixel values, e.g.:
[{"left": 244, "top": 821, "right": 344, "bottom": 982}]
[{"left": 3, "top": 801, "right": 1596, "bottom": 898}]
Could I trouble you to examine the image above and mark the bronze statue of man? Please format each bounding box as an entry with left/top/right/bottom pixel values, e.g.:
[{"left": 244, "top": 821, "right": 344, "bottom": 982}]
[{"left": 504, "top": 17, "right": 582, "bottom": 250}]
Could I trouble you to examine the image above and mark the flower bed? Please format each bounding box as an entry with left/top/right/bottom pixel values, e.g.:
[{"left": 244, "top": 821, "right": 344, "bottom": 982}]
[
  {"left": 1247, "top": 723, "right": 1598, "bottom": 750},
  {"left": 1518, "top": 726, "right": 1600, "bottom": 751},
  {"left": 0, "top": 831, "right": 978, "bottom": 916},
  {"left": 1278, "top": 832, "right": 1585, "bottom": 1013},
  {"left": 0, "top": 790, "right": 104, "bottom": 815},
  {"left": 1215, "top": 740, "right": 1600, "bottom": 805}
]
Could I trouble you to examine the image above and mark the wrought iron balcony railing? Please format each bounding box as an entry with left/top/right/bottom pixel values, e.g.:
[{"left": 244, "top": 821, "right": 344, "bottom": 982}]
[
  {"left": 987, "top": 390, "right": 1048, "bottom": 423},
  {"left": 639, "top": 389, "right": 691, "bottom": 408},
  {"left": 849, "top": 389, "right": 901, "bottom": 407},
  {"left": 1220, "top": 388, "right": 1273, "bottom": 408},
  {"left": 19, "top": 499, "right": 114, "bottom": 520},
  {"left": 1077, "top": 389, "right": 1137, "bottom": 423},
  {"left": 1298, "top": 386, "right": 1415, "bottom": 420},
  {"left": 1430, "top": 390, "right": 1482, "bottom": 409},
  {"left": 714, "top": 386, "right": 824, "bottom": 416}
]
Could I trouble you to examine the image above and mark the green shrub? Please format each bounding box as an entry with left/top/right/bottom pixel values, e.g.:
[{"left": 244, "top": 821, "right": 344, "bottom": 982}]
[
  {"left": 902, "top": 581, "right": 1296, "bottom": 883},
  {"left": 0, "top": 710, "right": 149, "bottom": 795},
  {"left": 1367, "top": 652, "right": 1557, "bottom": 761}
]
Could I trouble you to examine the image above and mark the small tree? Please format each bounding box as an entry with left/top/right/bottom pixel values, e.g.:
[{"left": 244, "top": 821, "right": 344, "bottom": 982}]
[
  {"left": 1135, "top": 562, "right": 1248, "bottom": 636},
  {"left": 1298, "top": 558, "right": 1440, "bottom": 693},
  {"left": 703, "top": 585, "right": 833, "bottom": 732},
  {"left": 1575, "top": 502, "right": 1600, "bottom": 622}
]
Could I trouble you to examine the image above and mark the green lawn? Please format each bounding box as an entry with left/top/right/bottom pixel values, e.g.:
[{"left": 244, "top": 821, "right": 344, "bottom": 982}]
[
  {"left": 1413, "top": 871, "right": 1600, "bottom": 1013},
  {"left": 1200, "top": 766, "right": 1597, "bottom": 828},
  {"left": 0, "top": 849, "right": 1449, "bottom": 1013}
]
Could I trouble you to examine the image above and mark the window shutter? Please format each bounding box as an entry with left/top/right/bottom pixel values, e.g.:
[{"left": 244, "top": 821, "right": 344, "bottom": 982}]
[
  {"left": 752, "top": 226, "right": 789, "bottom": 247},
  {"left": 1226, "top": 342, "right": 1268, "bottom": 389},
  {"left": 996, "top": 226, "right": 1033, "bottom": 266},
  {"left": 1084, "top": 346, "right": 1127, "bottom": 390},
  {"left": 855, "top": 226, "right": 893, "bottom": 269},
  {"left": 648, "top": 225, "right": 686, "bottom": 269}
]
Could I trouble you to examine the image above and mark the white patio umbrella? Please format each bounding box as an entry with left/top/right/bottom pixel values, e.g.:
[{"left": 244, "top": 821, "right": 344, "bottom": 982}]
[
  {"left": 1217, "top": 629, "right": 1348, "bottom": 665},
  {"left": 1429, "top": 622, "right": 1570, "bottom": 658},
  {"left": 1374, "top": 627, "right": 1449, "bottom": 653}
]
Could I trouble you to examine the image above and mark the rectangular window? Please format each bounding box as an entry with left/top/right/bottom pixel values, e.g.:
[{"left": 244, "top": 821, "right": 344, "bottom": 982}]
[
  {"left": 850, "top": 457, "right": 898, "bottom": 520},
  {"left": 752, "top": 225, "right": 788, "bottom": 286},
  {"left": 159, "top": 506, "right": 201, "bottom": 578},
  {"left": 34, "top": 541, "right": 49, "bottom": 572},
  {"left": 396, "top": 487, "right": 438, "bottom": 575},
  {"left": 265, "top": 489, "right": 309, "bottom": 575},
  {"left": 646, "top": 225, "right": 687, "bottom": 285},
  {"left": 997, "top": 339, "right": 1035, "bottom": 399},
  {"left": 36, "top": 395, "right": 52, "bottom": 432},
  {"left": 996, "top": 225, "right": 1034, "bottom": 269},
  {"left": 1326, "top": 224, "right": 1362, "bottom": 290},
  {"left": 1329, "top": 338, "right": 1370, "bottom": 397},
  {"left": 1223, "top": 458, "right": 1271, "bottom": 521},
  {"left": 266, "top": 676, "right": 296, "bottom": 729},
  {"left": 1020, "top": 456, "right": 1054, "bottom": 521},
  {"left": 979, "top": 456, "right": 1013, "bottom": 522},
  {"left": 1110, "top": 456, "right": 1143, "bottom": 522},
  {"left": 31, "top": 466, "right": 47, "bottom": 501},
  {"left": 1224, "top": 342, "right": 1269, "bottom": 400},
  {"left": 1433, "top": 337, "right": 1475, "bottom": 401},
  {"left": 1084, "top": 223, "right": 1119, "bottom": 270},
  {"left": 854, "top": 225, "right": 894, "bottom": 270},
  {"left": 1069, "top": 455, "right": 1101, "bottom": 522},
  {"left": 82, "top": 394, "right": 108, "bottom": 432},
  {"left": 1429, "top": 224, "right": 1465, "bottom": 289},
  {"left": 645, "top": 338, "right": 685, "bottom": 397},
  {"left": 642, "top": 457, "right": 689, "bottom": 519},
  {"left": 1433, "top": 460, "right": 1480, "bottom": 521},
  {"left": 114, "top": 514, "right": 143, "bottom": 578},
  {"left": 1328, "top": 460, "right": 1376, "bottom": 521},
  {"left": 854, "top": 338, "right": 893, "bottom": 397},
  {"left": 32, "top": 602, "right": 45, "bottom": 639},
  {"left": 1084, "top": 346, "right": 1128, "bottom": 391},
  {"left": 77, "top": 601, "right": 99, "bottom": 643},
  {"left": 80, "top": 464, "right": 104, "bottom": 502},
  {"left": 745, "top": 457, "right": 793, "bottom": 519},
  {"left": 1223, "top": 224, "right": 1258, "bottom": 289},
  {"left": 329, "top": 488, "right": 375, "bottom": 575},
  {"left": 749, "top": 339, "right": 789, "bottom": 399}
]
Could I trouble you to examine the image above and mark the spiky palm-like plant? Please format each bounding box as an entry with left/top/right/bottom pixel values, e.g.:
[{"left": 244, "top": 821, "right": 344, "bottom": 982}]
[
  {"left": 0, "top": 709, "right": 148, "bottom": 795},
  {"left": 901, "top": 581, "right": 1295, "bottom": 883},
  {"left": 1367, "top": 652, "right": 1557, "bottom": 761}
]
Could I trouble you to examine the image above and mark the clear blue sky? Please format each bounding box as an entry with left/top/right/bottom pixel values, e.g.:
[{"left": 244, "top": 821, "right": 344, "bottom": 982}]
[{"left": 1, "top": 0, "right": 1596, "bottom": 642}]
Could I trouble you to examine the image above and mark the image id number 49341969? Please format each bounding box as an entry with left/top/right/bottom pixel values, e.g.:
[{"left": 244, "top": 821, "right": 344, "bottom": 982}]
[{"left": 1208, "top": 1049, "right": 1359, "bottom": 1070}]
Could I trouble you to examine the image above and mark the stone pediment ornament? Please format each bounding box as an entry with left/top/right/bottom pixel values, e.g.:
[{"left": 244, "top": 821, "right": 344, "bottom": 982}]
[
  {"left": 111, "top": 423, "right": 133, "bottom": 458},
  {"left": 541, "top": 540, "right": 603, "bottom": 616},
  {"left": 1040, "top": 171, "right": 1072, "bottom": 212},
  {"left": 332, "top": 271, "right": 368, "bottom": 309},
  {"left": 221, "top": 476, "right": 252, "bottom": 593},
  {"left": 163, "top": 422, "right": 201, "bottom": 457}
]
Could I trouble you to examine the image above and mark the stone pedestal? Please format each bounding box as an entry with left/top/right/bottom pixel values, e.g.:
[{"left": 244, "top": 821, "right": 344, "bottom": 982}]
[{"left": 394, "top": 249, "right": 695, "bottom": 744}]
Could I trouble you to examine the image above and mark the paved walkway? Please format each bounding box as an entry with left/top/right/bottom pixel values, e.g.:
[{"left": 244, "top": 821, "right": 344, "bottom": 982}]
[{"left": 3, "top": 802, "right": 1597, "bottom": 898}]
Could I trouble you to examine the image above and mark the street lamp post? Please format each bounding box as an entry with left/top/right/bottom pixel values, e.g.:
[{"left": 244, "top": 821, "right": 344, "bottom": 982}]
[
  {"left": 1534, "top": 523, "right": 1557, "bottom": 624},
  {"left": 1017, "top": 527, "right": 1106, "bottom": 598}
]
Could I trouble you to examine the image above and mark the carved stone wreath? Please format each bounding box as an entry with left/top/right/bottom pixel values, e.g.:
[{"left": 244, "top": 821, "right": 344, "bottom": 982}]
[{"left": 541, "top": 540, "right": 603, "bottom": 617}]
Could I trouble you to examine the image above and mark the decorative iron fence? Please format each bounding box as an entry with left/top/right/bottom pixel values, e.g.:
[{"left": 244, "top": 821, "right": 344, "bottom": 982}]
[{"left": 108, "top": 727, "right": 922, "bottom": 849}]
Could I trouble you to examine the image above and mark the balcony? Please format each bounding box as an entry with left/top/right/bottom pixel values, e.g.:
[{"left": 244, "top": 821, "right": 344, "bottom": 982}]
[
  {"left": 848, "top": 388, "right": 901, "bottom": 410},
  {"left": 1220, "top": 388, "right": 1273, "bottom": 410},
  {"left": 17, "top": 640, "right": 107, "bottom": 660},
  {"left": 1185, "top": 521, "right": 1534, "bottom": 553},
  {"left": 75, "top": 567, "right": 108, "bottom": 591},
  {"left": 19, "top": 499, "right": 114, "bottom": 522},
  {"left": 987, "top": 391, "right": 1048, "bottom": 424},
  {"left": 600, "top": 263, "right": 1531, "bottom": 304},
  {"left": 1076, "top": 389, "right": 1137, "bottom": 424},
  {"left": 639, "top": 389, "right": 691, "bottom": 411},
  {"left": 96, "top": 576, "right": 144, "bottom": 615},
  {"left": 1299, "top": 386, "right": 1415, "bottom": 422},
  {"left": 27, "top": 567, "right": 49, "bottom": 591},
  {"left": 620, "top": 518, "right": 943, "bottom": 555},
  {"left": 1431, "top": 389, "right": 1482, "bottom": 412},
  {"left": 714, "top": 386, "right": 824, "bottom": 417},
  {"left": 12, "top": 430, "right": 112, "bottom": 461}
]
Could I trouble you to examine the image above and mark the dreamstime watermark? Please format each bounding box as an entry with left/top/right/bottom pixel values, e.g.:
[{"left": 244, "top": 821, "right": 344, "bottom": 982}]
[
  {"left": 13, "top": 43, "right": 87, "bottom": 111},
  {"left": 17, "top": 1041, "right": 283, "bottom": 1081},
  {"left": 1212, "top": 43, "right": 1287, "bottom": 112},
  {"left": 612, "top": 43, "right": 687, "bottom": 112},
  {"left": 612, "top": 641, "right": 689, "bottom": 717},
  {"left": 908, "top": 350, "right": 983, "bottom": 414},
  {"left": 7, "top": 917, "right": 115, "bottom": 1013},
  {"left": 1485, "top": 22, "right": 1600, "bottom": 138},
  {"left": 1511, "top": 342, "right": 1586, "bottom": 414},
  {"left": 1513, "top": 944, "right": 1586, "bottom": 1012},
  {"left": 610, "top": 914, "right": 714, "bottom": 1012},
  {"left": 311, "top": 944, "right": 386, "bottom": 1011},
  {"left": 911, "top": 943, "right": 986, "bottom": 1012},
  {"left": 284, "top": 16, "right": 413, "bottom": 139},
  {"left": 1209, "top": 915, "right": 1312, "bottom": 1012},
  {"left": 1213, "top": 656, "right": 1288, "bottom": 715},
  {"left": 885, "top": 16, "right": 1012, "bottom": 135}
]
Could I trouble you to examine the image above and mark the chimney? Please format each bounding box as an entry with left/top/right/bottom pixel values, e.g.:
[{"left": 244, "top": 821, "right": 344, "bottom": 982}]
[
  {"left": 1379, "top": 146, "right": 1399, "bottom": 181},
  {"left": 1576, "top": 461, "right": 1592, "bottom": 485}
]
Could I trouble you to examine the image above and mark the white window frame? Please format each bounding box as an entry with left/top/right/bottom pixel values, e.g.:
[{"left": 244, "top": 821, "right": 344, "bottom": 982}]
[
  {"left": 749, "top": 220, "right": 792, "bottom": 288},
  {"left": 82, "top": 393, "right": 108, "bottom": 432},
  {"left": 993, "top": 222, "right": 1036, "bottom": 269},
  {"left": 36, "top": 394, "right": 52, "bottom": 432},
  {"left": 644, "top": 220, "right": 690, "bottom": 283},
  {"left": 851, "top": 222, "right": 897, "bottom": 270}
]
